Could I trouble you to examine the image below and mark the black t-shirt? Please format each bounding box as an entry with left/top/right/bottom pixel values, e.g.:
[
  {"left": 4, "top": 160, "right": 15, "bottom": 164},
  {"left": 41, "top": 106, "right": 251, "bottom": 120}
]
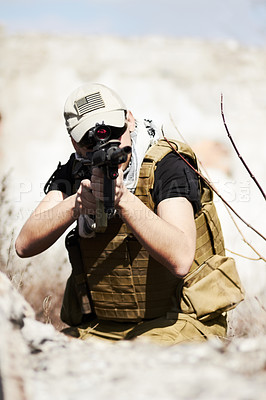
[
  {"left": 44, "top": 151, "right": 201, "bottom": 214},
  {"left": 152, "top": 152, "right": 201, "bottom": 214}
]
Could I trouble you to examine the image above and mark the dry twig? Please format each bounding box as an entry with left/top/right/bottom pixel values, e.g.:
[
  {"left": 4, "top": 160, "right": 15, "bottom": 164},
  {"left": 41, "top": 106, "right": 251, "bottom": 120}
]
[
  {"left": 165, "top": 116, "right": 266, "bottom": 244},
  {"left": 221, "top": 94, "right": 266, "bottom": 200}
]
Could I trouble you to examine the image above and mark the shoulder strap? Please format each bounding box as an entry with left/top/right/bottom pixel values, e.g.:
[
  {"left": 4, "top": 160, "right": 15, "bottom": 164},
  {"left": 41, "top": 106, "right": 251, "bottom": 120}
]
[
  {"left": 146, "top": 138, "right": 213, "bottom": 206},
  {"left": 144, "top": 138, "right": 198, "bottom": 167},
  {"left": 135, "top": 138, "right": 202, "bottom": 209}
]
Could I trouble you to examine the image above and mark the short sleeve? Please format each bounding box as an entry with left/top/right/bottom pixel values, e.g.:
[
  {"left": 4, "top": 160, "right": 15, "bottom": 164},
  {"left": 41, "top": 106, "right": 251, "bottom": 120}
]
[{"left": 152, "top": 152, "right": 201, "bottom": 214}]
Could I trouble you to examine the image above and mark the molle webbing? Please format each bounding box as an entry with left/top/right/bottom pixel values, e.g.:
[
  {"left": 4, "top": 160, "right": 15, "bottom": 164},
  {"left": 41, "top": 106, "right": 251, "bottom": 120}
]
[
  {"left": 79, "top": 216, "right": 179, "bottom": 321},
  {"left": 135, "top": 139, "right": 225, "bottom": 270},
  {"left": 79, "top": 139, "right": 225, "bottom": 321}
]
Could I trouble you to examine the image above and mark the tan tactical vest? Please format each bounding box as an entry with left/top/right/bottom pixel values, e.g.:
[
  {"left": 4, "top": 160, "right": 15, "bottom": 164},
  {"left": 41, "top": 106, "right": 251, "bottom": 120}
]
[{"left": 78, "top": 139, "right": 226, "bottom": 322}]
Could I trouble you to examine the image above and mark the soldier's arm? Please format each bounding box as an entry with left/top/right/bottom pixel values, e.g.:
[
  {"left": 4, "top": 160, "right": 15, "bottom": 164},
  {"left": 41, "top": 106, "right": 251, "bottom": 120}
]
[
  {"left": 90, "top": 167, "right": 196, "bottom": 277},
  {"left": 15, "top": 179, "right": 95, "bottom": 258},
  {"left": 117, "top": 190, "right": 196, "bottom": 277}
]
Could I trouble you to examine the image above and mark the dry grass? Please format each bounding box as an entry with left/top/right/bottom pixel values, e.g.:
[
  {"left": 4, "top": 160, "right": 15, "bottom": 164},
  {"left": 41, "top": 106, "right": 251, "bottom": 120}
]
[
  {"left": 0, "top": 255, "right": 68, "bottom": 331},
  {"left": 21, "top": 279, "right": 67, "bottom": 331},
  {"left": 0, "top": 252, "right": 68, "bottom": 331},
  {"left": 0, "top": 175, "right": 68, "bottom": 331}
]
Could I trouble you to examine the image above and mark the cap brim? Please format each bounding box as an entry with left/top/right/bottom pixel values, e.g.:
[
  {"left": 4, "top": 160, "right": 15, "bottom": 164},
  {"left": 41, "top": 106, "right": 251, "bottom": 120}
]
[{"left": 70, "top": 110, "right": 125, "bottom": 142}]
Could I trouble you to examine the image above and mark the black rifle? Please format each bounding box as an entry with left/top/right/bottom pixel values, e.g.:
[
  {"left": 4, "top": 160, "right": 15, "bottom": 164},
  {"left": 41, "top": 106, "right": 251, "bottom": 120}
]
[{"left": 81, "top": 123, "right": 131, "bottom": 231}]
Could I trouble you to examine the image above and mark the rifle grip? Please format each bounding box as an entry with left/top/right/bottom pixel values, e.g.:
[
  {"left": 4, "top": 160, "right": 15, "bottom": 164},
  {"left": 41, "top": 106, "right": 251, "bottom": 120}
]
[{"left": 95, "top": 199, "right": 107, "bottom": 232}]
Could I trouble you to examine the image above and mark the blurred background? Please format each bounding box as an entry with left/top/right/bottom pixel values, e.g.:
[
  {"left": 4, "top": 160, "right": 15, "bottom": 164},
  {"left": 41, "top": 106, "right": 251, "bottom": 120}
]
[{"left": 0, "top": 0, "right": 265, "bottom": 332}]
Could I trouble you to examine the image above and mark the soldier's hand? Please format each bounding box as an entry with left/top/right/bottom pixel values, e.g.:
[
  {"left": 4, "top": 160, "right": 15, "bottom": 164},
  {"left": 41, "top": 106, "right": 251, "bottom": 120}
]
[
  {"left": 90, "top": 166, "right": 128, "bottom": 208},
  {"left": 114, "top": 166, "right": 128, "bottom": 206},
  {"left": 75, "top": 179, "right": 96, "bottom": 215}
]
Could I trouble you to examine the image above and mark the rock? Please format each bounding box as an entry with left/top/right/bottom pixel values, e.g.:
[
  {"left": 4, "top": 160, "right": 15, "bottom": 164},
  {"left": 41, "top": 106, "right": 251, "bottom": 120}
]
[
  {"left": 1, "top": 270, "right": 266, "bottom": 400},
  {"left": 0, "top": 272, "right": 34, "bottom": 400}
]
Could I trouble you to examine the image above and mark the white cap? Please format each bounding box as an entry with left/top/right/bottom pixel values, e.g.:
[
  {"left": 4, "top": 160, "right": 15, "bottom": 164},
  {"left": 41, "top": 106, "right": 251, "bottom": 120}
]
[{"left": 64, "top": 83, "right": 127, "bottom": 142}]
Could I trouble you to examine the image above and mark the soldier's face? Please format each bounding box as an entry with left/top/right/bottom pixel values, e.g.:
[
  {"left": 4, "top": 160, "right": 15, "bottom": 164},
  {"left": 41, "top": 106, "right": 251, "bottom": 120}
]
[{"left": 71, "top": 126, "right": 132, "bottom": 170}]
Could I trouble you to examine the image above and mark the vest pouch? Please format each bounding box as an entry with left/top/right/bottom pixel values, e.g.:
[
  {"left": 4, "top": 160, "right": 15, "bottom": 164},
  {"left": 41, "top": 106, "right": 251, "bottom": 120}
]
[
  {"left": 61, "top": 272, "right": 83, "bottom": 326},
  {"left": 61, "top": 228, "right": 94, "bottom": 326},
  {"left": 179, "top": 255, "right": 245, "bottom": 321}
]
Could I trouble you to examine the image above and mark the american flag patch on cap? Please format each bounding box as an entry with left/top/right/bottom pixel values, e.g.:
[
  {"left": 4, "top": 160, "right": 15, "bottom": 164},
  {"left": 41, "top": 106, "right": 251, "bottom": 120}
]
[{"left": 75, "top": 92, "right": 105, "bottom": 116}]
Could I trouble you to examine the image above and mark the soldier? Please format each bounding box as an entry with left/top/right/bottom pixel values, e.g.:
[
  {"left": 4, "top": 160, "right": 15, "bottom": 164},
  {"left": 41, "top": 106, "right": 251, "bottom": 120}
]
[{"left": 15, "top": 83, "right": 244, "bottom": 344}]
